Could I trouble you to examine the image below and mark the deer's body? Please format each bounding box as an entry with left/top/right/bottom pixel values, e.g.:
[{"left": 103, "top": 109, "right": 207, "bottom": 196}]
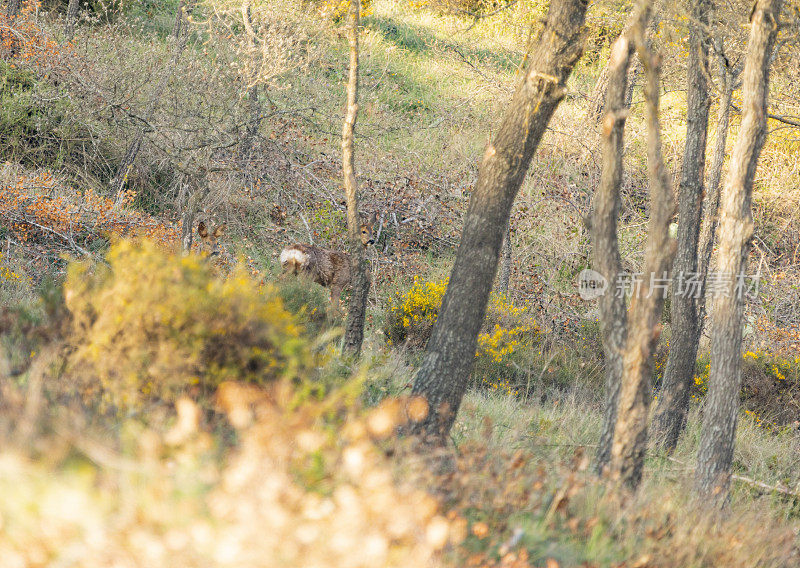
[
  {"left": 280, "top": 244, "right": 353, "bottom": 311},
  {"left": 280, "top": 213, "right": 375, "bottom": 313}
]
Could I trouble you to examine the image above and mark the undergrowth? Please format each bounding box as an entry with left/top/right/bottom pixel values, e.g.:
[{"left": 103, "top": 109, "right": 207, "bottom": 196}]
[{"left": 65, "top": 240, "right": 312, "bottom": 411}]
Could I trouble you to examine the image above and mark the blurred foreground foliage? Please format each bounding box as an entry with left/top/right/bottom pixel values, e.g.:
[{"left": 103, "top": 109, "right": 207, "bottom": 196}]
[{"left": 64, "top": 240, "right": 313, "bottom": 411}]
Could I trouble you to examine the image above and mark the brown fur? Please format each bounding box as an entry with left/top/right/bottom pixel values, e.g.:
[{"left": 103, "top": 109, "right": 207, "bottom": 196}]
[
  {"left": 280, "top": 214, "right": 376, "bottom": 313},
  {"left": 281, "top": 243, "right": 353, "bottom": 312}
]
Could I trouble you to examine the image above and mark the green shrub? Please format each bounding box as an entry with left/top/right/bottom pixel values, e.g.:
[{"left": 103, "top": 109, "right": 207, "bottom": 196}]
[
  {"left": 311, "top": 201, "right": 348, "bottom": 245},
  {"left": 0, "top": 273, "right": 50, "bottom": 377},
  {"left": 0, "top": 61, "right": 66, "bottom": 166},
  {"left": 64, "top": 240, "right": 312, "bottom": 411},
  {"left": 0, "top": 60, "right": 106, "bottom": 176},
  {"left": 0, "top": 249, "right": 34, "bottom": 306},
  {"left": 275, "top": 275, "right": 330, "bottom": 336}
]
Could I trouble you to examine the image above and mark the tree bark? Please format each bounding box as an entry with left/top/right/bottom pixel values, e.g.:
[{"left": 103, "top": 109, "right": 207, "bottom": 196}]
[
  {"left": 585, "top": 7, "right": 658, "bottom": 126},
  {"left": 238, "top": 0, "right": 262, "bottom": 162},
  {"left": 650, "top": 0, "right": 711, "bottom": 453},
  {"left": 590, "top": 15, "right": 637, "bottom": 476},
  {"left": 65, "top": 0, "right": 80, "bottom": 40},
  {"left": 178, "top": 176, "right": 208, "bottom": 253},
  {"left": 111, "top": 0, "right": 196, "bottom": 203},
  {"left": 410, "top": 0, "right": 587, "bottom": 442},
  {"left": 695, "top": 0, "right": 781, "bottom": 506},
  {"left": 498, "top": 224, "right": 512, "bottom": 295},
  {"left": 608, "top": 6, "right": 676, "bottom": 489},
  {"left": 586, "top": 50, "right": 640, "bottom": 125},
  {"left": 341, "top": 0, "right": 370, "bottom": 357},
  {"left": 696, "top": 41, "right": 739, "bottom": 335}
]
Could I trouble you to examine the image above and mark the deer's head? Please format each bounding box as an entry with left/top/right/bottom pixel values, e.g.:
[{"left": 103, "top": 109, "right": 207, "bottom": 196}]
[
  {"left": 197, "top": 221, "right": 226, "bottom": 257},
  {"left": 360, "top": 212, "right": 377, "bottom": 247}
]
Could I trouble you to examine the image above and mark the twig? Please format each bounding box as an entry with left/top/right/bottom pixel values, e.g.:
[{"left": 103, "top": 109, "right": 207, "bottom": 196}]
[
  {"left": 63, "top": 431, "right": 147, "bottom": 473},
  {"left": 444, "top": 43, "right": 505, "bottom": 88},
  {"left": 662, "top": 455, "right": 800, "bottom": 497},
  {"left": 730, "top": 102, "right": 800, "bottom": 128},
  {"left": 9, "top": 215, "right": 94, "bottom": 258},
  {"left": 523, "top": 440, "right": 599, "bottom": 448},
  {"left": 299, "top": 212, "right": 314, "bottom": 244}
]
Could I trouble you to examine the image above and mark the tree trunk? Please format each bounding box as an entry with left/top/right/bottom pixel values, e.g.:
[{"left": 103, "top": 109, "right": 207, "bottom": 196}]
[
  {"left": 585, "top": 7, "right": 656, "bottom": 126},
  {"left": 178, "top": 176, "right": 208, "bottom": 253},
  {"left": 607, "top": 0, "right": 676, "bottom": 490},
  {"left": 341, "top": 0, "right": 370, "bottom": 357},
  {"left": 180, "top": 204, "right": 196, "bottom": 253},
  {"left": 695, "top": 0, "right": 781, "bottom": 506},
  {"left": 650, "top": 0, "right": 711, "bottom": 453},
  {"left": 111, "top": 0, "right": 196, "bottom": 203},
  {"left": 586, "top": 52, "right": 640, "bottom": 125},
  {"left": 410, "top": 0, "right": 587, "bottom": 442},
  {"left": 65, "top": 0, "right": 80, "bottom": 40},
  {"left": 590, "top": 15, "right": 637, "bottom": 476},
  {"left": 696, "top": 41, "right": 739, "bottom": 336},
  {"left": 586, "top": 63, "right": 611, "bottom": 124},
  {"left": 498, "top": 224, "right": 512, "bottom": 295},
  {"left": 239, "top": 0, "right": 262, "bottom": 162}
]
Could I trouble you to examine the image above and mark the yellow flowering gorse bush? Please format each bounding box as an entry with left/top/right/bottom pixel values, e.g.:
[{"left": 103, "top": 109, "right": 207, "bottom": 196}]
[
  {"left": 689, "top": 349, "right": 800, "bottom": 426},
  {"left": 693, "top": 351, "right": 800, "bottom": 392},
  {"left": 385, "top": 277, "right": 448, "bottom": 349},
  {"left": 316, "top": 0, "right": 374, "bottom": 21},
  {"left": 476, "top": 324, "right": 526, "bottom": 363},
  {"left": 65, "top": 240, "right": 312, "bottom": 411},
  {"left": 385, "top": 278, "right": 540, "bottom": 395},
  {"left": 0, "top": 253, "right": 20, "bottom": 281}
]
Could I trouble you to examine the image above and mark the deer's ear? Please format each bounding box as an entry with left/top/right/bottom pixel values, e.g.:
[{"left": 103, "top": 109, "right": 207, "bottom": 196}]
[
  {"left": 197, "top": 221, "right": 208, "bottom": 238},
  {"left": 213, "top": 224, "right": 227, "bottom": 238},
  {"left": 370, "top": 211, "right": 378, "bottom": 224}
]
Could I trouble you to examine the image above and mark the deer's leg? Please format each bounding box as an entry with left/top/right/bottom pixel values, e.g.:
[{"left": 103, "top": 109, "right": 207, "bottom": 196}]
[{"left": 330, "top": 284, "right": 343, "bottom": 316}]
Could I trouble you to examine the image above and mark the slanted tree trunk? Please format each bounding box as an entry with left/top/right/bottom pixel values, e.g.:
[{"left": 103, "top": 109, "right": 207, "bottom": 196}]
[
  {"left": 409, "top": 0, "right": 587, "bottom": 442},
  {"left": 608, "top": 4, "right": 676, "bottom": 489},
  {"left": 590, "top": 16, "right": 637, "bottom": 476},
  {"left": 111, "top": 0, "right": 196, "bottom": 203},
  {"left": 586, "top": 49, "right": 640, "bottom": 124},
  {"left": 498, "top": 225, "right": 512, "bottom": 294},
  {"left": 650, "top": 0, "right": 711, "bottom": 453},
  {"left": 341, "top": 0, "right": 370, "bottom": 357},
  {"left": 65, "top": 0, "right": 80, "bottom": 40},
  {"left": 695, "top": 0, "right": 781, "bottom": 506},
  {"left": 585, "top": 4, "right": 663, "bottom": 126}
]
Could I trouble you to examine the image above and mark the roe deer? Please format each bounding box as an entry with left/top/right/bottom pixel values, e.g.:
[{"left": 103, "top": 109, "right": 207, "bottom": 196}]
[
  {"left": 197, "top": 221, "right": 226, "bottom": 258},
  {"left": 280, "top": 213, "right": 376, "bottom": 313}
]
